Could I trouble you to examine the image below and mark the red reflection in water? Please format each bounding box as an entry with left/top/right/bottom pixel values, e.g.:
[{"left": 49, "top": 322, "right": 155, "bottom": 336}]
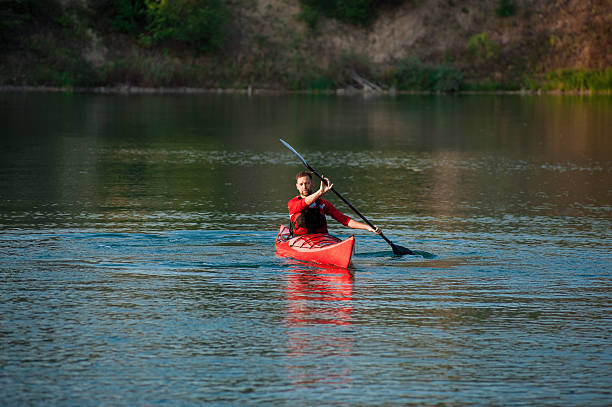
[
  {"left": 283, "top": 261, "right": 355, "bottom": 387},
  {"left": 284, "top": 261, "right": 353, "bottom": 326}
]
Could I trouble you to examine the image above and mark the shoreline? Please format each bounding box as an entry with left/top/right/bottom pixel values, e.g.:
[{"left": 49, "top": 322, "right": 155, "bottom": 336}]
[{"left": 0, "top": 85, "right": 609, "bottom": 96}]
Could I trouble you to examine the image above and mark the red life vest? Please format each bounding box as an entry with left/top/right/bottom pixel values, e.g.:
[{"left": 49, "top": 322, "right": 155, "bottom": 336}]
[{"left": 290, "top": 199, "right": 328, "bottom": 235}]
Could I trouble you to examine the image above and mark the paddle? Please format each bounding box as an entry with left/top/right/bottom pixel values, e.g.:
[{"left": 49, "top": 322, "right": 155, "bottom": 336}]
[{"left": 280, "top": 139, "right": 414, "bottom": 256}]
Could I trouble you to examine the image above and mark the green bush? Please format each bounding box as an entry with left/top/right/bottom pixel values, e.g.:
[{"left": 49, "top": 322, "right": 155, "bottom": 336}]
[
  {"left": 144, "top": 0, "right": 228, "bottom": 54},
  {"left": 287, "top": 72, "right": 335, "bottom": 91},
  {"left": 89, "top": 0, "right": 147, "bottom": 34},
  {"left": 299, "top": 0, "right": 371, "bottom": 25},
  {"left": 432, "top": 63, "right": 464, "bottom": 92},
  {"left": 467, "top": 33, "right": 499, "bottom": 63},
  {"left": 90, "top": 0, "right": 229, "bottom": 54},
  {"left": 0, "top": 0, "right": 63, "bottom": 49},
  {"left": 496, "top": 0, "right": 517, "bottom": 18},
  {"left": 388, "top": 58, "right": 463, "bottom": 92},
  {"left": 295, "top": 4, "right": 320, "bottom": 30},
  {"left": 526, "top": 68, "right": 612, "bottom": 91},
  {"left": 298, "top": 0, "right": 404, "bottom": 26}
]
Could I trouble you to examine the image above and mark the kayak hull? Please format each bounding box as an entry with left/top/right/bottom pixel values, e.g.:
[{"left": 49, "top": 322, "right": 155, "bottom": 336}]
[{"left": 275, "top": 225, "right": 355, "bottom": 269}]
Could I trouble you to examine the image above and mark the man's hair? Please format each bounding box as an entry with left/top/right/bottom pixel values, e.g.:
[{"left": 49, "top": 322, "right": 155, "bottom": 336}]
[{"left": 296, "top": 171, "right": 312, "bottom": 181}]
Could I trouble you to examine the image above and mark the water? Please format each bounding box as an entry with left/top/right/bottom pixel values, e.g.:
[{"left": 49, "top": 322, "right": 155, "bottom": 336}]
[{"left": 1, "top": 93, "right": 611, "bottom": 405}]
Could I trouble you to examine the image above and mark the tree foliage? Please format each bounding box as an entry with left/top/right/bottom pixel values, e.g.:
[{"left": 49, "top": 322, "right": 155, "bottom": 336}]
[
  {"left": 0, "top": 0, "right": 62, "bottom": 49},
  {"left": 298, "top": 0, "right": 406, "bottom": 26},
  {"left": 89, "top": 0, "right": 228, "bottom": 54},
  {"left": 496, "top": 0, "right": 517, "bottom": 18},
  {"left": 89, "top": 0, "right": 147, "bottom": 34},
  {"left": 143, "top": 0, "right": 228, "bottom": 54},
  {"left": 467, "top": 33, "right": 499, "bottom": 63}
]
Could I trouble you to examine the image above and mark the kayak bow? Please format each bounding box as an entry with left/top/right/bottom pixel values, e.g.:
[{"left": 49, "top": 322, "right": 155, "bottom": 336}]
[{"left": 275, "top": 225, "right": 355, "bottom": 269}]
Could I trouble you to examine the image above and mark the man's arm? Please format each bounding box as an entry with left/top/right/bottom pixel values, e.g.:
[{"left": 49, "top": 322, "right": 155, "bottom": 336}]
[
  {"left": 325, "top": 200, "right": 381, "bottom": 234},
  {"left": 302, "top": 177, "right": 333, "bottom": 206},
  {"left": 347, "top": 219, "right": 381, "bottom": 234}
]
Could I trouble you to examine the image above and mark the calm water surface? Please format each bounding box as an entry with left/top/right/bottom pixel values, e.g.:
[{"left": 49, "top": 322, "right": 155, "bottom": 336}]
[{"left": 1, "top": 93, "right": 611, "bottom": 406}]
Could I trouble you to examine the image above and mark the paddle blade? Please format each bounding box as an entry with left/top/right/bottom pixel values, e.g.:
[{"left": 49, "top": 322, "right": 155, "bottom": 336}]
[
  {"left": 391, "top": 244, "right": 414, "bottom": 256},
  {"left": 280, "top": 139, "right": 310, "bottom": 168},
  {"left": 412, "top": 250, "right": 436, "bottom": 259}
]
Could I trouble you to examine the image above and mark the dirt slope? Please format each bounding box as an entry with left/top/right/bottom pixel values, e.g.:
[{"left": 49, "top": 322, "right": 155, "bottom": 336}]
[{"left": 225, "top": 0, "right": 611, "bottom": 82}]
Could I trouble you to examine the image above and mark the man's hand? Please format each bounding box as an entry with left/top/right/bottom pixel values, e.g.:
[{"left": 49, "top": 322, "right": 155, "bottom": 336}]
[
  {"left": 371, "top": 226, "right": 382, "bottom": 235},
  {"left": 319, "top": 177, "right": 333, "bottom": 194}
]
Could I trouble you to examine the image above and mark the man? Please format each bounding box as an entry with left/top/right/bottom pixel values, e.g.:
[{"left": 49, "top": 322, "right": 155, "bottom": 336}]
[{"left": 288, "top": 170, "right": 382, "bottom": 236}]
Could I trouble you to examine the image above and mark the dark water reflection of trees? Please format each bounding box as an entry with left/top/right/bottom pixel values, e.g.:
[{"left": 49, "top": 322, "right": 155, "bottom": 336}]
[{"left": 1, "top": 93, "right": 609, "bottom": 230}]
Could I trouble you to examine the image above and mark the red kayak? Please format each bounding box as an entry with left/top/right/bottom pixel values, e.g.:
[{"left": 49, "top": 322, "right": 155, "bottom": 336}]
[{"left": 275, "top": 225, "right": 355, "bottom": 269}]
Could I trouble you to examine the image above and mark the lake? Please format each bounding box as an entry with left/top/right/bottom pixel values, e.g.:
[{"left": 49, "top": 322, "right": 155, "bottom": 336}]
[{"left": 1, "top": 92, "right": 610, "bottom": 406}]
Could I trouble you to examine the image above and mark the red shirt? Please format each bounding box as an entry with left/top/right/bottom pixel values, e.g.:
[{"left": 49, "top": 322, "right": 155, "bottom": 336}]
[{"left": 288, "top": 196, "right": 352, "bottom": 235}]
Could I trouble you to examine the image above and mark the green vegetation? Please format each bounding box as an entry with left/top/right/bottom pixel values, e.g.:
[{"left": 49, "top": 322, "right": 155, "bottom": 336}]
[
  {"left": 467, "top": 33, "right": 499, "bottom": 63},
  {"left": 100, "top": 52, "right": 205, "bottom": 87},
  {"left": 295, "top": 4, "right": 320, "bottom": 30},
  {"left": 463, "top": 79, "right": 517, "bottom": 92},
  {"left": 142, "top": 0, "right": 228, "bottom": 54},
  {"left": 1, "top": 0, "right": 229, "bottom": 87},
  {"left": 1, "top": 0, "right": 63, "bottom": 50},
  {"left": 297, "top": 0, "right": 405, "bottom": 27},
  {"left": 298, "top": 0, "right": 374, "bottom": 26},
  {"left": 89, "top": 0, "right": 228, "bottom": 54},
  {"left": 287, "top": 73, "right": 335, "bottom": 91},
  {"left": 496, "top": 0, "right": 517, "bottom": 18},
  {"left": 0, "top": 0, "right": 609, "bottom": 92},
  {"left": 282, "top": 51, "right": 372, "bottom": 91},
  {"left": 523, "top": 68, "right": 612, "bottom": 92},
  {"left": 384, "top": 58, "right": 464, "bottom": 92},
  {"left": 0, "top": 0, "right": 97, "bottom": 87},
  {"left": 89, "top": 0, "right": 147, "bottom": 34}
]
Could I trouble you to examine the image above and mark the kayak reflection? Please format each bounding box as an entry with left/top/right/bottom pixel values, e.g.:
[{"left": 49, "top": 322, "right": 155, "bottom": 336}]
[
  {"left": 283, "top": 261, "right": 354, "bottom": 387},
  {"left": 283, "top": 261, "right": 353, "bottom": 326}
]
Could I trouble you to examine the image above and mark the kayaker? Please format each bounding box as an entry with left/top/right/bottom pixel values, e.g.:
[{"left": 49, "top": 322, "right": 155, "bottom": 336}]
[{"left": 288, "top": 171, "right": 382, "bottom": 236}]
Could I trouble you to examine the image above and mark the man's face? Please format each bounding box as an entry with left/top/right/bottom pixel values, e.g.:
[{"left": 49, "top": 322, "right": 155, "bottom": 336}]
[{"left": 296, "top": 176, "right": 313, "bottom": 198}]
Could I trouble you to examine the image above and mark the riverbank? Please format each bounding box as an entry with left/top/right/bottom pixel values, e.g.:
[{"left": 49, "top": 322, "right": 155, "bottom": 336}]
[
  {"left": 1, "top": 85, "right": 610, "bottom": 96},
  {"left": 2, "top": 0, "right": 610, "bottom": 93}
]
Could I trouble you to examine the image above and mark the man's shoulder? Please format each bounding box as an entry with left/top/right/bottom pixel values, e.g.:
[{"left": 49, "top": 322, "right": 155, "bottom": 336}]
[{"left": 288, "top": 196, "right": 303, "bottom": 208}]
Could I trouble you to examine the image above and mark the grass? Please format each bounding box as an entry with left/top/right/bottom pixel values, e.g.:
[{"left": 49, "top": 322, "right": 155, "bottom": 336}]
[
  {"left": 522, "top": 68, "right": 612, "bottom": 92},
  {"left": 383, "top": 58, "right": 464, "bottom": 92}
]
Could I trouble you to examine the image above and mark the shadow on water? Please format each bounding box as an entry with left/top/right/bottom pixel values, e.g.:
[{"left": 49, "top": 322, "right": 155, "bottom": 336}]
[
  {"left": 355, "top": 249, "right": 436, "bottom": 259},
  {"left": 278, "top": 248, "right": 437, "bottom": 272},
  {"left": 410, "top": 250, "right": 436, "bottom": 259}
]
